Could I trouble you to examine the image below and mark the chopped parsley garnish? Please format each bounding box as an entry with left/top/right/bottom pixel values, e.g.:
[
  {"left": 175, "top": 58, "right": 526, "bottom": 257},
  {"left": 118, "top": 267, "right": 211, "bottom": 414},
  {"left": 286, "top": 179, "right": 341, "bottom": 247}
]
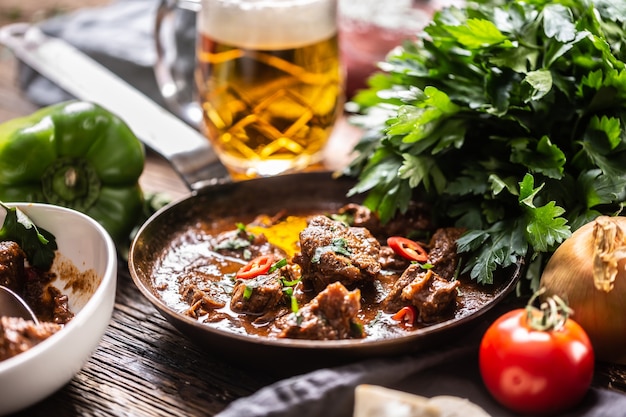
[
  {"left": 278, "top": 265, "right": 300, "bottom": 313},
  {"left": 243, "top": 286, "right": 253, "bottom": 300},
  {"left": 214, "top": 223, "right": 256, "bottom": 254},
  {"left": 213, "top": 237, "right": 251, "bottom": 251},
  {"left": 269, "top": 258, "right": 288, "bottom": 273},
  {"left": 311, "top": 238, "right": 352, "bottom": 263},
  {"left": 236, "top": 222, "right": 256, "bottom": 242},
  {"left": 330, "top": 212, "right": 354, "bottom": 226},
  {"left": 282, "top": 286, "right": 299, "bottom": 313}
]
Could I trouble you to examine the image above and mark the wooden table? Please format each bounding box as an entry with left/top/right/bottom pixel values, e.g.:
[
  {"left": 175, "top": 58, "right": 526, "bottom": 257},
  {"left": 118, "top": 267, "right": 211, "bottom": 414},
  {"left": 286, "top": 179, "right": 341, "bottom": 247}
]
[{"left": 3, "top": 45, "right": 626, "bottom": 416}]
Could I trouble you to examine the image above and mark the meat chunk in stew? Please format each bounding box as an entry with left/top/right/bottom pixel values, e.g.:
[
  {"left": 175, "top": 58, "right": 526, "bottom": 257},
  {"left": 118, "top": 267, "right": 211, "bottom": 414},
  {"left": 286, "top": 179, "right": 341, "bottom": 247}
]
[
  {"left": 378, "top": 201, "right": 433, "bottom": 239},
  {"left": 182, "top": 285, "right": 228, "bottom": 319},
  {"left": 378, "top": 245, "right": 411, "bottom": 270},
  {"left": 382, "top": 264, "right": 459, "bottom": 323},
  {"left": 338, "top": 202, "right": 434, "bottom": 242},
  {"left": 273, "top": 282, "right": 363, "bottom": 340},
  {"left": 427, "top": 227, "right": 466, "bottom": 279},
  {"left": 336, "top": 203, "right": 384, "bottom": 237},
  {"left": 26, "top": 284, "right": 74, "bottom": 325},
  {"left": 293, "top": 215, "right": 381, "bottom": 292},
  {"left": 231, "top": 270, "right": 285, "bottom": 315},
  {"left": 0, "top": 240, "right": 26, "bottom": 293},
  {"left": 0, "top": 316, "right": 62, "bottom": 361}
]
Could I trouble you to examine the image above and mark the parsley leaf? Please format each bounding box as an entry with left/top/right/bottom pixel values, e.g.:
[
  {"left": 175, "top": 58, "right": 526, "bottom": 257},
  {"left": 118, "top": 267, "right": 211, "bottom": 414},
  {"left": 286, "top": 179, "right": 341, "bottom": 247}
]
[
  {"left": 0, "top": 203, "right": 58, "bottom": 270},
  {"left": 346, "top": 0, "right": 626, "bottom": 285},
  {"left": 311, "top": 238, "right": 352, "bottom": 263}
]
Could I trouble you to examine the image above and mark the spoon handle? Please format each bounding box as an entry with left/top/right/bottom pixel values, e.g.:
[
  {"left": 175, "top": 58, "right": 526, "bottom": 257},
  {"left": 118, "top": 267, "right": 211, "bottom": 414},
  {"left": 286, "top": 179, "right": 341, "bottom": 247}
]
[{"left": 0, "top": 285, "right": 39, "bottom": 324}]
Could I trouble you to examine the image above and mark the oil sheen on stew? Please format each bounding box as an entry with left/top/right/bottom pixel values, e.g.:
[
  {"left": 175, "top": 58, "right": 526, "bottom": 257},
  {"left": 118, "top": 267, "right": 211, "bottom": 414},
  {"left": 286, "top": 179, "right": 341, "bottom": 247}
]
[{"left": 151, "top": 203, "right": 499, "bottom": 341}]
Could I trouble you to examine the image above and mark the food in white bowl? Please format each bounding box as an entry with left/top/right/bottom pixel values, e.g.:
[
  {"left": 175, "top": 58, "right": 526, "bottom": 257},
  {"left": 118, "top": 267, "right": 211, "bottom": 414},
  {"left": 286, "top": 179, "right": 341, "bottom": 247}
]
[{"left": 0, "top": 203, "right": 117, "bottom": 415}]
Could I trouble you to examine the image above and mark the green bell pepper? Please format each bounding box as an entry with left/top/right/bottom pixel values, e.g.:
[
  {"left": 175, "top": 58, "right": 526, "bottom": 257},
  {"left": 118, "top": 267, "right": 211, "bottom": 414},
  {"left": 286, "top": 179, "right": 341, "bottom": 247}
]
[{"left": 0, "top": 100, "right": 145, "bottom": 246}]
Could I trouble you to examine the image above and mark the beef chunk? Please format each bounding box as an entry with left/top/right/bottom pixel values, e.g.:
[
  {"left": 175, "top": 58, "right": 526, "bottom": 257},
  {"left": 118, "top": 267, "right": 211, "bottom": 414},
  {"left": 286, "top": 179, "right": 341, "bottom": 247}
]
[
  {"left": 49, "top": 286, "right": 74, "bottom": 325},
  {"left": 380, "top": 201, "right": 433, "bottom": 238},
  {"left": 25, "top": 284, "right": 74, "bottom": 325},
  {"left": 427, "top": 227, "right": 466, "bottom": 279},
  {"left": 336, "top": 204, "right": 383, "bottom": 236},
  {"left": 293, "top": 215, "right": 381, "bottom": 292},
  {"left": 231, "top": 270, "right": 285, "bottom": 315},
  {"left": 0, "top": 316, "right": 62, "bottom": 361},
  {"left": 378, "top": 245, "right": 411, "bottom": 271},
  {"left": 402, "top": 269, "right": 459, "bottom": 322},
  {"left": 0, "top": 241, "right": 27, "bottom": 293},
  {"left": 273, "top": 282, "right": 363, "bottom": 340},
  {"left": 382, "top": 264, "right": 459, "bottom": 323},
  {"left": 182, "top": 285, "right": 228, "bottom": 319},
  {"left": 337, "top": 203, "right": 434, "bottom": 242},
  {"left": 381, "top": 266, "right": 417, "bottom": 314}
]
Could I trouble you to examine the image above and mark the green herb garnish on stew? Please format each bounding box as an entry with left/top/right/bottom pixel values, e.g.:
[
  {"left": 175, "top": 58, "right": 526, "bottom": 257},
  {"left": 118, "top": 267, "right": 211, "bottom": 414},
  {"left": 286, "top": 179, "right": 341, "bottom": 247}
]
[{"left": 311, "top": 238, "right": 352, "bottom": 263}]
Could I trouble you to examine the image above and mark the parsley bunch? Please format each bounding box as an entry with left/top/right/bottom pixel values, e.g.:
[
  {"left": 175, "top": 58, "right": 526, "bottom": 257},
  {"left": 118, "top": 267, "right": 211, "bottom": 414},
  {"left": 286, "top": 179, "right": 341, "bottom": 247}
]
[{"left": 345, "top": 0, "right": 626, "bottom": 287}]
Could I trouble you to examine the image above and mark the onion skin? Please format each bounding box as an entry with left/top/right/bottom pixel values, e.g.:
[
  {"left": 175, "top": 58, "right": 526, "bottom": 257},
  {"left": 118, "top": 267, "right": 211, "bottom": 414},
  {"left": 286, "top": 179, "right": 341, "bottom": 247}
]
[{"left": 540, "top": 216, "right": 626, "bottom": 364}]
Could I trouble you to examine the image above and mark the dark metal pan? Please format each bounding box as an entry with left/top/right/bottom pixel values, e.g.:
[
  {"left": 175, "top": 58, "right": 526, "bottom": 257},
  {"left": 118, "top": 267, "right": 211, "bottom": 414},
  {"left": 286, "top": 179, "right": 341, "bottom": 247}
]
[{"left": 128, "top": 172, "right": 523, "bottom": 374}]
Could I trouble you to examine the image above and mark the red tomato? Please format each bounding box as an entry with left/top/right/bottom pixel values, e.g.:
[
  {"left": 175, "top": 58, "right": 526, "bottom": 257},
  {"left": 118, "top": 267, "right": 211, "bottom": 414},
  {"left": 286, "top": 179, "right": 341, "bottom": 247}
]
[
  {"left": 387, "top": 236, "right": 428, "bottom": 262},
  {"left": 236, "top": 254, "right": 274, "bottom": 279},
  {"left": 479, "top": 308, "right": 594, "bottom": 415}
]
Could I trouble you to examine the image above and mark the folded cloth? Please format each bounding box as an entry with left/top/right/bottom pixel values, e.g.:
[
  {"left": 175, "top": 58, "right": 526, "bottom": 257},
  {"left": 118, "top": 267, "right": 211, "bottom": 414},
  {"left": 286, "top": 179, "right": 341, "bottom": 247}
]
[{"left": 215, "top": 343, "right": 626, "bottom": 417}]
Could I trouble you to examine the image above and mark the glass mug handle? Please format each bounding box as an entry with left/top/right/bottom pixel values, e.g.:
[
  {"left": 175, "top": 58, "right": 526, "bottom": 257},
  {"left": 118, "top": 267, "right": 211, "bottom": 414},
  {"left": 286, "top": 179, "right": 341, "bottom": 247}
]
[{"left": 154, "top": 0, "right": 202, "bottom": 127}]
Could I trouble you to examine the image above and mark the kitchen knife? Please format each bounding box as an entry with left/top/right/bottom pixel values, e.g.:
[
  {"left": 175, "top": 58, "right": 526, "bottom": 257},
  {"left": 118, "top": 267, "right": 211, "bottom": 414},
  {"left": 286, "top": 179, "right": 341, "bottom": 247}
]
[{"left": 0, "top": 22, "right": 229, "bottom": 190}]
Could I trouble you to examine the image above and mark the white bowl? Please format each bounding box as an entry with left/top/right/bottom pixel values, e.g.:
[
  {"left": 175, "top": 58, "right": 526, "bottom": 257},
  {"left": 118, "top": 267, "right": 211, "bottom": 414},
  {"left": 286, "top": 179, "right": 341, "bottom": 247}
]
[{"left": 0, "top": 203, "right": 117, "bottom": 415}]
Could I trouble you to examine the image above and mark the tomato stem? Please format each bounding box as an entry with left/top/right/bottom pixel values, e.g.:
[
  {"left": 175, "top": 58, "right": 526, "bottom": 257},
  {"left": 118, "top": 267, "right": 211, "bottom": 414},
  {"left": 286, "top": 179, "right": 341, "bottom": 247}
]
[{"left": 525, "top": 288, "right": 573, "bottom": 332}]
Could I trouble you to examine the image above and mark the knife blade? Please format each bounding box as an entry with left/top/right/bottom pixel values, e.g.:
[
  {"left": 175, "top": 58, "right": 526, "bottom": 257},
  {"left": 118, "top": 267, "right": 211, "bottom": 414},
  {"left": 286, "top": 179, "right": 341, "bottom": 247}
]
[{"left": 0, "top": 22, "right": 229, "bottom": 190}]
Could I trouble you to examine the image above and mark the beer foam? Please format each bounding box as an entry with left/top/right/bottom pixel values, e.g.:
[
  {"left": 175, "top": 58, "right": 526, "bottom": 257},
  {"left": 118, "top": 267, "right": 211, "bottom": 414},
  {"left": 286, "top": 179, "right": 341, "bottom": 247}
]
[{"left": 199, "top": 0, "right": 337, "bottom": 50}]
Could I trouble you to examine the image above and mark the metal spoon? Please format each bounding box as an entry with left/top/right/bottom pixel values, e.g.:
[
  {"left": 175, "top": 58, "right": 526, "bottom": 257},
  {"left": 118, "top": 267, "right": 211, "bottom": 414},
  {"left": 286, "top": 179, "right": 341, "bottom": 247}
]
[{"left": 0, "top": 285, "right": 39, "bottom": 324}]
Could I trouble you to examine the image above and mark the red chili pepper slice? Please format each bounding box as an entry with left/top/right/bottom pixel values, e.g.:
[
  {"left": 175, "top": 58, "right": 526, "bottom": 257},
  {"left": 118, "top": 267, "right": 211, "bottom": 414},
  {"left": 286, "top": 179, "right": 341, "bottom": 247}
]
[
  {"left": 387, "top": 236, "right": 428, "bottom": 262},
  {"left": 392, "top": 306, "right": 417, "bottom": 326},
  {"left": 236, "top": 254, "right": 274, "bottom": 279}
]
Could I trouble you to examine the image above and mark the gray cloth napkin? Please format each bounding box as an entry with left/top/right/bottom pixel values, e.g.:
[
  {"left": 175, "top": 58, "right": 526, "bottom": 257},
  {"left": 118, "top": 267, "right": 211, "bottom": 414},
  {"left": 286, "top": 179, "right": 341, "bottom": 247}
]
[{"left": 215, "top": 343, "right": 626, "bottom": 417}]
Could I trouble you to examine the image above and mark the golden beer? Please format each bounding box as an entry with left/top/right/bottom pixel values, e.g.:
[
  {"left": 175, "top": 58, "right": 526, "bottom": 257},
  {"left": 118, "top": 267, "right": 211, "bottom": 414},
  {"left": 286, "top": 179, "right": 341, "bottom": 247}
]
[{"left": 195, "top": 0, "right": 343, "bottom": 179}]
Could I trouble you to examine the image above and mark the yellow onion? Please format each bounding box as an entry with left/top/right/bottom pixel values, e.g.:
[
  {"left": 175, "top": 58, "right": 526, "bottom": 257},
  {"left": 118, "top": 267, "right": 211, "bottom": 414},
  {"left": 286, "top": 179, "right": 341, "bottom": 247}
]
[{"left": 540, "top": 215, "right": 626, "bottom": 364}]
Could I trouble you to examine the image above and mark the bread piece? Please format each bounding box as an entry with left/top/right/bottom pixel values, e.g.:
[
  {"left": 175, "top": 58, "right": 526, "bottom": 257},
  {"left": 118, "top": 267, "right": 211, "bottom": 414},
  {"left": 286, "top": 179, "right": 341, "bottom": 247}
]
[
  {"left": 353, "top": 385, "right": 439, "bottom": 417},
  {"left": 353, "top": 385, "right": 491, "bottom": 417},
  {"left": 428, "top": 395, "right": 491, "bottom": 417}
]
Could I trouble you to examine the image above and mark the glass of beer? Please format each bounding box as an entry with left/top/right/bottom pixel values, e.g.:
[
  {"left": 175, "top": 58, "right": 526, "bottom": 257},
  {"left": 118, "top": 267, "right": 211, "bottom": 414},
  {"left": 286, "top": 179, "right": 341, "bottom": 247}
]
[{"left": 156, "top": 0, "right": 343, "bottom": 180}]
